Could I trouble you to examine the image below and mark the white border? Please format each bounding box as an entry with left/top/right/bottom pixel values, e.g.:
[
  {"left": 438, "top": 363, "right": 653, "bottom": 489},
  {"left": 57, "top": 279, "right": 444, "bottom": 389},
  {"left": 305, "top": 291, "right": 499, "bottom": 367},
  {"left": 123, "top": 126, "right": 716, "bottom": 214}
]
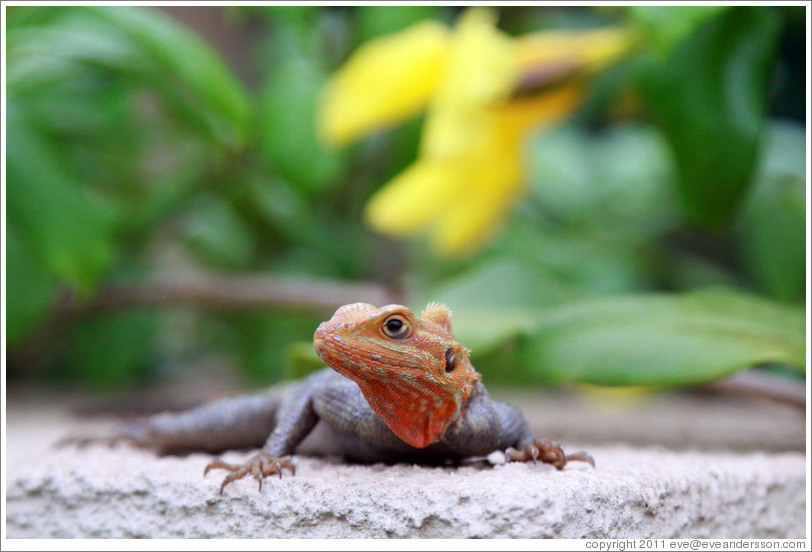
[{"left": 2, "top": 2, "right": 809, "bottom": 549}]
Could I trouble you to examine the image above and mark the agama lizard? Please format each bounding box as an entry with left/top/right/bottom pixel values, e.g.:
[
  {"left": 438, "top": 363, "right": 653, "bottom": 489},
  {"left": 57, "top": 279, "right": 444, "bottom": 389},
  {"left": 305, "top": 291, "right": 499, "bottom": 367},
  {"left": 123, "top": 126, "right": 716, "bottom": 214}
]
[{"left": 66, "top": 302, "right": 593, "bottom": 493}]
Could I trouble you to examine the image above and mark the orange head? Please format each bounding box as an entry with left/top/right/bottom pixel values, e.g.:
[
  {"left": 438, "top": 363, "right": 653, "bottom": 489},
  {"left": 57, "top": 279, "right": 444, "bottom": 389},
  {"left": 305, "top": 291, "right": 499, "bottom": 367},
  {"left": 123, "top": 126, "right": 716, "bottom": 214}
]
[{"left": 313, "top": 302, "right": 481, "bottom": 448}]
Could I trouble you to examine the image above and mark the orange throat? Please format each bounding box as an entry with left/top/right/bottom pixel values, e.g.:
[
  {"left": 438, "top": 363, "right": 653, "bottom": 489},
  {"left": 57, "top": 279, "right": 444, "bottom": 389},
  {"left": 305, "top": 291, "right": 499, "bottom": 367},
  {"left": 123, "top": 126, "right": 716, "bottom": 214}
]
[{"left": 354, "top": 373, "right": 475, "bottom": 448}]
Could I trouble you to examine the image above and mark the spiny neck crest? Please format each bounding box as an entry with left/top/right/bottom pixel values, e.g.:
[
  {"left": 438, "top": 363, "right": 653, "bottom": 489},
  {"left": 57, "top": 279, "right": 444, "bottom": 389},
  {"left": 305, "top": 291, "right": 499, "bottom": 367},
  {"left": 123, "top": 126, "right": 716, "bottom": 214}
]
[{"left": 313, "top": 302, "right": 480, "bottom": 448}]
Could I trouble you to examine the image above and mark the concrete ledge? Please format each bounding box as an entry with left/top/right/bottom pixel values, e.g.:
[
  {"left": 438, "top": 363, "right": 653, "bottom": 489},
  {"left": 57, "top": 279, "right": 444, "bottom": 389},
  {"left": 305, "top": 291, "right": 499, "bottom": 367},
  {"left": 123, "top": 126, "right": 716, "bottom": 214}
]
[
  {"left": 4, "top": 445, "right": 806, "bottom": 539},
  {"left": 4, "top": 390, "right": 807, "bottom": 538}
]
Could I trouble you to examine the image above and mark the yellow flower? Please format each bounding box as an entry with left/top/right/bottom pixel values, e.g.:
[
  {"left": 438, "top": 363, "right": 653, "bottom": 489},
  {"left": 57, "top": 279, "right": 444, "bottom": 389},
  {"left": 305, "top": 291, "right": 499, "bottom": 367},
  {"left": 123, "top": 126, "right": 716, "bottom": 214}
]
[
  {"left": 319, "top": 8, "right": 633, "bottom": 254},
  {"left": 319, "top": 20, "right": 450, "bottom": 147}
]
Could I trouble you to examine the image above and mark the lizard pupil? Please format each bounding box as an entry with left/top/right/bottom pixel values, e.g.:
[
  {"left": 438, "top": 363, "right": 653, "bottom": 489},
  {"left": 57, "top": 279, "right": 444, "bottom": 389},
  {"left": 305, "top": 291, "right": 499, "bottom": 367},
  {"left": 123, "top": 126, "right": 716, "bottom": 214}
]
[
  {"left": 383, "top": 316, "right": 409, "bottom": 338},
  {"left": 445, "top": 348, "right": 456, "bottom": 373}
]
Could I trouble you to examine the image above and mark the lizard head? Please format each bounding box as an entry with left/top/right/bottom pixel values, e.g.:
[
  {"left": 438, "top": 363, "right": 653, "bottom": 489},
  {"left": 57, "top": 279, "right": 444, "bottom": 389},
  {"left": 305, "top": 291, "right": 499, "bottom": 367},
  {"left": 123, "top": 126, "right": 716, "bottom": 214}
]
[{"left": 313, "top": 302, "right": 481, "bottom": 448}]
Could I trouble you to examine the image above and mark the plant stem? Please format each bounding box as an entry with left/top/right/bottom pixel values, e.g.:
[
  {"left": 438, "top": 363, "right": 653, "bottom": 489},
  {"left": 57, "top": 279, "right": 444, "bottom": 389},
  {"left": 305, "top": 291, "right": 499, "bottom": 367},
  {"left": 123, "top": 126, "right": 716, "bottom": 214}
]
[{"left": 57, "top": 272, "right": 408, "bottom": 314}]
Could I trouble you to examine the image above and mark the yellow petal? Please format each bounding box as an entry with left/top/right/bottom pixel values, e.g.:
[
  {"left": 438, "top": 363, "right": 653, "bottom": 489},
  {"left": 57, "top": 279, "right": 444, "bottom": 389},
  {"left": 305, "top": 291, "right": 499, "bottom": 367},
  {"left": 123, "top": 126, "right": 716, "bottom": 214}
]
[
  {"left": 430, "top": 147, "right": 523, "bottom": 254},
  {"left": 363, "top": 158, "right": 465, "bottom": 236},
  {"left": 427, "top": 125, "right": 524, "bottom": 254},
  {"left": 492, "top": 84, "right": 583, "bottom": 139},
  {"left": 435, "top": 8, "right": 516, "bottom": 106},
  {"left": 430, "top": 85, "right": 582, "bottom": 254},
  {"left": 421, "top": 8, "right": 517, "bottom": 158},
  {"left": 318, "top": 21, "right": 450, "bottom": 147},
  {"left": 515, "top": 27, "right": 634, "bottom": 75},
  {"left": 356, "top": 14, "right": 636, "bottom": 257}
]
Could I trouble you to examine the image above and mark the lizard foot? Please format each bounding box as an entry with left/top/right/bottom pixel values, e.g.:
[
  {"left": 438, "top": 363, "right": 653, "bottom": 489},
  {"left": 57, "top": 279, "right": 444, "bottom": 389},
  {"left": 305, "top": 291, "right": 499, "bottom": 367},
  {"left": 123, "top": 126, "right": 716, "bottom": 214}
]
[
  {"left": 505, "top": 437, "right": 595, "bottom": 470},
  {"left": 203, "top": 451, "right": 295, "bottom": 494}
]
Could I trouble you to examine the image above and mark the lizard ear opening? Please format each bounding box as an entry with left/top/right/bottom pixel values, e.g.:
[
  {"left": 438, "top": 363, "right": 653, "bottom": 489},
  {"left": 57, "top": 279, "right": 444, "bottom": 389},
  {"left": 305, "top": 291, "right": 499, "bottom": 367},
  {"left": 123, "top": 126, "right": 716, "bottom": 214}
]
[{"left": 421, "top": 302, "right": 453, "bottom": 333}]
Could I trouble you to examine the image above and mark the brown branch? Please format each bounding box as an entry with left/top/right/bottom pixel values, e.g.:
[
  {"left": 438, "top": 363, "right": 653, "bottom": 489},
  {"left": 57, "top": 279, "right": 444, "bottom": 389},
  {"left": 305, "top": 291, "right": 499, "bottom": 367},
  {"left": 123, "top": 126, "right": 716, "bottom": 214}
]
[
  {"left": 703, "top": 369, "right": 806, "bottom": 408},
  {"left": 56, "top": 272, "right": 409, "bottom": 315}
]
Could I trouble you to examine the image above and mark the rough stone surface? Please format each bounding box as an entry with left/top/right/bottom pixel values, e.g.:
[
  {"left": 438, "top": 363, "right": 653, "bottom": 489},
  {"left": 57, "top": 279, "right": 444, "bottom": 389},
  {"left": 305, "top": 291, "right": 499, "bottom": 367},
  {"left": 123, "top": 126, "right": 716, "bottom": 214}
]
[{"left": 4, "top": 387, "right": 808, "bottom": 539}]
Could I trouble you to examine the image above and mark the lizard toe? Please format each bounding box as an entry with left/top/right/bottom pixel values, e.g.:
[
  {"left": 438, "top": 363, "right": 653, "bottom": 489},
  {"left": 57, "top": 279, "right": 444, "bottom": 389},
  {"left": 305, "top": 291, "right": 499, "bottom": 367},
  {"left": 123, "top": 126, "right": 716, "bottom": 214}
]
[
  {"left": 566, "top": 450, "right": 596, "bottom": 468},
  {"left": 505, "top": 437, "right": 594, "bottom": 470},
  {"left": 204, "top": 451, "right": 296, "bottom": 494},
  {"left": 536, "top": 437, "right": 566, "bottom": 469}
]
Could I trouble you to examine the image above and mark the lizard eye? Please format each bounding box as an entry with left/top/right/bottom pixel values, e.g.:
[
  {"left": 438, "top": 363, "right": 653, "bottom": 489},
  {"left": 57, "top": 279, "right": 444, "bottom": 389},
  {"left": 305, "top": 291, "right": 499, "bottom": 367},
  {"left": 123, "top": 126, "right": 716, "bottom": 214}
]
[
  {"left": 382, "top": 315, "right": 411, "bottom": 339},
  {"left": 445, "top": 348, "right": 456, "bottom": 373}
]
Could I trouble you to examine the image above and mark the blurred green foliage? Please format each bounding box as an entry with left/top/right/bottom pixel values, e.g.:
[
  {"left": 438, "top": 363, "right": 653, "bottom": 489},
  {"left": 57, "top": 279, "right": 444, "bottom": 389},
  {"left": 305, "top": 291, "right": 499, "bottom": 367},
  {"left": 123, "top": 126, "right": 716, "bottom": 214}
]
[
  {"left": 636, "top": 7, "right": 781, "bottom": 228},
  {"left": 5, "top": 6, "right": 806, "bottom": 390}
]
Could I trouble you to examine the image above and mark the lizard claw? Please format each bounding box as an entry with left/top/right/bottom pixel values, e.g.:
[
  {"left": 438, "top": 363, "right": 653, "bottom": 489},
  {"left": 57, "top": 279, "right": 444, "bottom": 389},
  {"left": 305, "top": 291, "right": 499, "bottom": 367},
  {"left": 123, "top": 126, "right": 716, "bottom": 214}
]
[
  {"left": 505, "top": 437, "right": 594, "bottom": 470},
  {"left": 204, "top": 451, "right": 295, "bottom": 494},
  {"left": 565, "top": 450, "right": 596, "bottom": 468}
]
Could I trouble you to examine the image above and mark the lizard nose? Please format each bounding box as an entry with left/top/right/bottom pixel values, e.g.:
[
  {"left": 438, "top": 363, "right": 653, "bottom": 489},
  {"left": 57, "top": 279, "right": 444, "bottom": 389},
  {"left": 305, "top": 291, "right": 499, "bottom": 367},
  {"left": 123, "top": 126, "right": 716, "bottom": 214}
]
[
  {"left": 313, "top": 326, "right": 327, "bottom": 355},
  {"left": 313, "top": 322, "right": 334, "bottom": 359}
]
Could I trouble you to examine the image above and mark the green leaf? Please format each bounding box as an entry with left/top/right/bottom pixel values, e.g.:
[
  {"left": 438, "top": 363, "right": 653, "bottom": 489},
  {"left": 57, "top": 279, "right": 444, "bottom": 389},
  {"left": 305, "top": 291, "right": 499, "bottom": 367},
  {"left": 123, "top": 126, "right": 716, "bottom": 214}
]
[
  {"left": 244, "top": 176, "right": 325, "bottom": 246},
  {"left": 259, "top": 6, "right": 321, "bottom": 27},
  {"left": 450, "top": 309, "right": 542, "bottom": 362},
  {"left": 414, "top": 257, "right": 574, "bottom": 383},
  {"left": 6, "top": 221, "right": 58, "bottom": 346},
  {"left": 6, "top": 12, "right": 140, "bottom": 87},
  {"left": 8, "top": 7, "right": 250, "bottom": 151},
  {"left": 626, "top": 6, "right": 731, "bottom": 54},
  {"left": 736, "top": 121, "right": 806, "bottom": 302},
  {"left": 527, "top": 126, "right": 595, "bottom": 223},
  {"left": 258, "top": 27, "right": 345, "bottom": 194},
  {"left": 419, "top": 258, "right": 581, "bottom": 355},
  {"left": 6, "top": 103, "right": 116, "bottom": 291},
  {"left": 426, "top": 258, "right": 579, "bottom": 311},
  {"left": 528, "top": 123, "right": 679, "bottom": 233},
  {"left": 5, "top": 6, "right": 64, "bottom": 29},
  {"left": 504, "top": 124, "right": 681, "bottom": 296},
  {"left": 636, "top": 7, "right": 782, "bottom": 229},
  {"left": 520, "top": 289, "right": 805, "bottom": 387},
  {"left": 356, "top": 6, "right": 445, "bottom": 42},
  {"left": 182, "top": 196, "right": 257, "bottom": 268},
  {"left": 87, "top": 6, "right": 251, "bottom": 149}
]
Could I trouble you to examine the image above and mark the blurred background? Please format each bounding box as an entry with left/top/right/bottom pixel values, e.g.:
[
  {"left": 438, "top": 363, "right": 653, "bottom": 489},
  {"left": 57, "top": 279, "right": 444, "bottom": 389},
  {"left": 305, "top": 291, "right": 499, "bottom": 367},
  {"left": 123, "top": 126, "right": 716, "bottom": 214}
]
[{"left": 4, "top": 6, "right": 806, "bottom": 406}]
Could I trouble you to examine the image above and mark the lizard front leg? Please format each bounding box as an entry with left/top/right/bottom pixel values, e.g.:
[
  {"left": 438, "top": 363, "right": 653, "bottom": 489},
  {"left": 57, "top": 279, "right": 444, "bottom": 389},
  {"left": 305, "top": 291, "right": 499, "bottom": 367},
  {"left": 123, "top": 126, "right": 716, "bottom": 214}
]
[
  {"left": 438, "top": 385, "right": 595, "bottom": 469},
  {"left": 494, "top": 401, "right": 594, "bottom": 469},
  {"left": 204, "top": 375, "right": 322, "bottom": 494}
]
